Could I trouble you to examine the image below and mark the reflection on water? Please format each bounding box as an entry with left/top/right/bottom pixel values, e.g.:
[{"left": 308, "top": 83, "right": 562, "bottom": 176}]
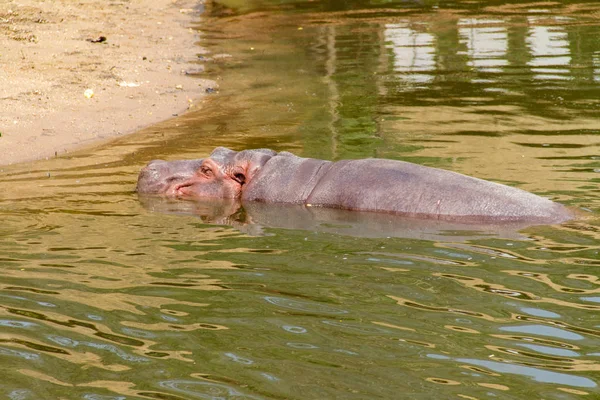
[
  {"left": 1, "top": 0, "right": 600, "bottom": 398},
  {"left": 138, "top": 196, "right": 555, "bottom": 240},
  {"left": 459, "top": 19, "right": 508, "bottom": 73},
  {"left": 385, "top": 23, "right": 436, "bottom": 84},
  {"left": 527, "top": 19, "right": 572, "bottom": 81}
]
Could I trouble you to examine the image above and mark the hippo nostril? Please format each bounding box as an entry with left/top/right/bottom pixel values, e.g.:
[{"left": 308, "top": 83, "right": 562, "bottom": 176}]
[
  {"left": 137, "top": 163, "right": 167, "bottom": 194},
  {"left": 139, "top": 160, "right": 167, "bottom": 175}
]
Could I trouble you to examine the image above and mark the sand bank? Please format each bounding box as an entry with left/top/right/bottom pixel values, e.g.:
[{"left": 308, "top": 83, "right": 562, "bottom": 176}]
[{"left": 0, "top": 0, "right": 215, "bottom": 166}]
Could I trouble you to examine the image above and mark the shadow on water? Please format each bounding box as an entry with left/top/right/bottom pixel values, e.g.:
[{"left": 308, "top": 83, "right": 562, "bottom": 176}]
[{"left": 1, "top": 0, "right": 600, "bottom": 399}]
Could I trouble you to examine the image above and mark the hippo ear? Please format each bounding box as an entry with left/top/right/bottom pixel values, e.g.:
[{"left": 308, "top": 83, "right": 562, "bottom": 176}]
[
  {"left": 210, "top": 147, "right": 234, "bottom": 156},
  {"left": 210, "top": 147, "right": 236, "bottom": 161},
  {"left": 233, "top": 150, "right": 274, "bottom": 182}
]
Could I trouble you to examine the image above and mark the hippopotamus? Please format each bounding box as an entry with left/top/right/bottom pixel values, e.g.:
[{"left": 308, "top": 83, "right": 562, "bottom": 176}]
[{"left": 136, "top": 147, "right": 573, "bottom": 224}]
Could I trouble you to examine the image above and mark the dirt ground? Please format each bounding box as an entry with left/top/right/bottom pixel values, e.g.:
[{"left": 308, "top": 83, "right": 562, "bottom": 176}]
[{"left": 0, "top": 0, "right": 216, "bottom": 166}]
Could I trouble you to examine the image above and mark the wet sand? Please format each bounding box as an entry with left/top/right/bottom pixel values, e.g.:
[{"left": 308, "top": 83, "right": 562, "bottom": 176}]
[{"left": 0, "top": 0, "right": 215, "bottom": 166}]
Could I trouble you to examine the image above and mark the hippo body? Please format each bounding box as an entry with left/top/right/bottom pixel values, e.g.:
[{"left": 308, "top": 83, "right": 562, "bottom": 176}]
[{"left": 137, "top": 147, "right": 572, "bottom": 224}]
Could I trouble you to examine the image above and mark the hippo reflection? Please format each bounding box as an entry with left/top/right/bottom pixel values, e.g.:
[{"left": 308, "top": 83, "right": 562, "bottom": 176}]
[
  {"left": 137, "top": 147, "right": 572, "bottom": 224},
  {"left": 138, "top": 196, "right": 562, "bottom": 240}
]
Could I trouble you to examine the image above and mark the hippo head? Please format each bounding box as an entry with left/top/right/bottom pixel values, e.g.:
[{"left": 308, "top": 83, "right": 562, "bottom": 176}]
[{"left": 136, "top": 147, "right": 277, "bottom": 199}]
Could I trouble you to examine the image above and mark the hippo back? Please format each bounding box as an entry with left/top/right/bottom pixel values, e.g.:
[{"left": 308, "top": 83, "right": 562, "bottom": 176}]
[{"left": 305, "top": 159, "right": 570, "bottom": 223}]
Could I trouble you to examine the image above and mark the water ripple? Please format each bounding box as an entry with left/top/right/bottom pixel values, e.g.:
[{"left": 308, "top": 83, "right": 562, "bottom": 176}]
[
  {"left": 264, "top": 296, "right": 348, "bottom": 315},
  {"left": 499, "top": 325, "right": 584, "bottom": 341},
  {"left": 0, "top": 320, "right": 38, "bottom": 329},
  {"left": 158, "top": 379, "right": 263, "bottom": 399},
  {"left": 456, "top": 358, "right": 596, "bottom": 388}
]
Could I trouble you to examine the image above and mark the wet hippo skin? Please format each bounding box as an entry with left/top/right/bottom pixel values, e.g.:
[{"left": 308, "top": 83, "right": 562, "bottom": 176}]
[{"left": 136, "top": 147, "right": 573, "bottom": 224}]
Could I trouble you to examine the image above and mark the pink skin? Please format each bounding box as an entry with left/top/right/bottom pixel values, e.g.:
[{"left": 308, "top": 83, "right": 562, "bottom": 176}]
[
  {"left": 136, "top": 148, "right": 274, "bottom": 200},
  {"left": 173, "top": 158, "right": 246, "bottom": 199}
]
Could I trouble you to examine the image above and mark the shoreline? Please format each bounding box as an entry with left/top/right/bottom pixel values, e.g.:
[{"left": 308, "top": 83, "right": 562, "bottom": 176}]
[{"left": 0, "top": 0, "right": 215, "bottom": 166}]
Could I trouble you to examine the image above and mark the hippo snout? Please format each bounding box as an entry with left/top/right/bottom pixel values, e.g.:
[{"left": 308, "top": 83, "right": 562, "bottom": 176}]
[
  {"left": 136, "top": 159, "right": 205, "bottom": 195},
  {"left": 136, "top": 160, "right": 169, "bottom": 194}
]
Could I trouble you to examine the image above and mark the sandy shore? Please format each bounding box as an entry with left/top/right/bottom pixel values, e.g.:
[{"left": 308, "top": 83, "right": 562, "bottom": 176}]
[{"left": 0, "top": 0, "right": 215, "bottom": 166}]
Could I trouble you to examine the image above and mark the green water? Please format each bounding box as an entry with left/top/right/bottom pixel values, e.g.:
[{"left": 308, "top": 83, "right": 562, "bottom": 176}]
[{"left": 1, "top": 0, "right": 600, "bottom": 398}]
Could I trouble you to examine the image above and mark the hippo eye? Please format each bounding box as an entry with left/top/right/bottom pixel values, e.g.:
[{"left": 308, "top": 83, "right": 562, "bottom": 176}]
[{"left": 200, "top": 166, "right": 213, "bottom": 176}]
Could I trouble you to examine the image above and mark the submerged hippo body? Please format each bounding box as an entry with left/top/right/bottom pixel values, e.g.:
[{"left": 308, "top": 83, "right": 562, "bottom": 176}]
[{"left": 137, "top": 147, "right": 572, "bottom": 224}]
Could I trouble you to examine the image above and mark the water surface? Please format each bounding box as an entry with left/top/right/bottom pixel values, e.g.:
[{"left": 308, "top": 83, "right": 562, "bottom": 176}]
[{"left": 1, "top": 0, "right": 600, "bottom": 398}]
